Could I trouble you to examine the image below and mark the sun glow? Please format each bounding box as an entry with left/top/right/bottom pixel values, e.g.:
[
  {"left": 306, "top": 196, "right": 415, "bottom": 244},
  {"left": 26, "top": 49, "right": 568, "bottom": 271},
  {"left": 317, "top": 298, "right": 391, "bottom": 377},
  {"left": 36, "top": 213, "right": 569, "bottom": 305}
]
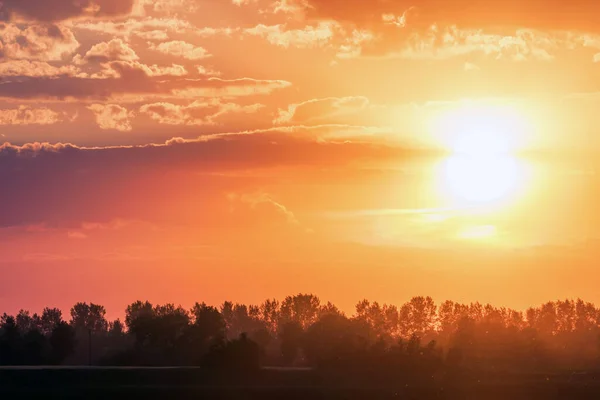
[
  {"left": 434, "top": 102, "right": 530, "bottom": 209},
  {"left": 434, "top": 102, "right": 530, "bottom": 156},
  {"left": 458, "top": 224, "right": 497, "bottom": 240}
]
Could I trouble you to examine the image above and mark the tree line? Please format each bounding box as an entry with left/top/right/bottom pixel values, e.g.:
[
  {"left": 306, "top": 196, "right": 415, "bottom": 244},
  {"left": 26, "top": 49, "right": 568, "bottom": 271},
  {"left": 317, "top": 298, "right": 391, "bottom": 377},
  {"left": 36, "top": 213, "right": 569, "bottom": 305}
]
[{"left": 2, "top": 295, "right": 600, "bottom": 377}]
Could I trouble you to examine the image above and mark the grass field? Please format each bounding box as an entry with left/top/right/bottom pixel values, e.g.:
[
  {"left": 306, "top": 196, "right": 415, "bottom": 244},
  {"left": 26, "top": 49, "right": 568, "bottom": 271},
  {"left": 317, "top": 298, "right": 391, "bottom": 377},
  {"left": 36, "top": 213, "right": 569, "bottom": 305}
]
[{"left": 2, "top": 367, "right": 600, "bottom": 399}]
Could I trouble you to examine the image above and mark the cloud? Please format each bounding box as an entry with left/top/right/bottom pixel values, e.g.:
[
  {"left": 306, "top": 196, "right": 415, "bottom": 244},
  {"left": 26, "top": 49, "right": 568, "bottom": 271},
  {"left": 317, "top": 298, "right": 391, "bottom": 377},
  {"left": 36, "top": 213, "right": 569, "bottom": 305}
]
[
  {"left": 0, "top": 106, "right": 64, "bottom": 125},
  {"left": 274, "top": 96, "right": 370, "bottom": 124},
  {"left": 258, "top": 1, "right": 600, "bottom": 62},
  {"left": 266, "top": 0, "right": 307, "bottom": 15},
  {"left": 335, "top": 29, "right": 374, "bottom": 59},
  {"left": 70, "top": 40, "right": 188, "bottom": 80},
  {"left": 170, "top": 78, "right": 292, "bottom": 99},
  {"left": 0, "top": 63, "right": 289, "bottom": 101},
  {"left": 139, "top": 100, "right": 264, "bottom": 125},
  {"left": 464, "top": 62, "right": 480, "bottom": 71},
  {"left": 392, "top": 26, "right": 556, "bottom": 62},
  {"left": 67, "top": 231, "right": 88, "bottom": 240},
  {"left": 227, "top": 191, "right": 301, "bottom": 229},
  {"left": 0, "top": 24, "right": 80, "bottom": 61},
  {"left": 332, "top": 23, "right": 583, "bottom": 62},
  {"left": 196, "top": 65, "right": 221, "bottom": 76},
  {"left": 88, "top": 104, "right": 135, "bottom": 131},
  {"left": 0, "top": 127, "right": 406, "bottom": 228},
  {"left": 382, "top": 7, "right": 417, "bottom": 28},
  {"left": 0, "top": 60, "right": 79, "bottom": 77},
  {"left": 81, "top": 219, "right": 136, "bottom": 231},
  {"left": 73, "top": 18, "right": 233, "bottom": 41},
  {"left": 76, "top": 39, "right": 139, "bottom": 64},
  {"left": 245, "top": 21, "right": 339, "bottom": 48},
  {"left": 138, "top": 0, "right": 199, "bottom": 14},
  {"left": 89, "top": 60, "right": 188, "bottom": 79},
  {"left": 148, "top": 40, "right": 211, "bottom": 60},
  {"left": 0, "top": 0, "right": 136, "bottom": 22},
  {"left": 133, "top": 30, "right": 169, "bottom": 41},
  {"left": 298, "top": 0, "right": 600, "bottom": 33}
]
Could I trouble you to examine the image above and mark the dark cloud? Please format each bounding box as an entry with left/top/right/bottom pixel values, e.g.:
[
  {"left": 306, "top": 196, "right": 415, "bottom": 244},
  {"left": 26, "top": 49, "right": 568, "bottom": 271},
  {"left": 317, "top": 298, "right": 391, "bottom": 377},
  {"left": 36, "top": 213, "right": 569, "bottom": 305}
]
[
  {"left": 0, "top": 130, "right": 410, "bottom": 228},
  {"left": 0, "top": 0, "right": 135, "bottom": 22},
  {"left": 0, "top": 62, "right": 291, "bottom": 100}
]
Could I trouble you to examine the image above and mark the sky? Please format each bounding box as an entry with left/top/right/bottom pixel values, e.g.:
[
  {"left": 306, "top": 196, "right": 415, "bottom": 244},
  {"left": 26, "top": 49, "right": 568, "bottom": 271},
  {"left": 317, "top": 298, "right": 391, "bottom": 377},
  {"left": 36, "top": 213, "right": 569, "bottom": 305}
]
[{"left": 2, "top": 0, "right": 600, "bottom": 317}]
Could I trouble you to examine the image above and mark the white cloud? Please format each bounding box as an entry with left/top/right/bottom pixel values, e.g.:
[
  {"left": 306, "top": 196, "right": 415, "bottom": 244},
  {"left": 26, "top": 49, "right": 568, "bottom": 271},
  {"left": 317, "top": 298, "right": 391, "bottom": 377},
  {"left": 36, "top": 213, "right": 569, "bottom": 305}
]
[
  {"left": 88, "top": 104, "right": 135, "bottom": 131},
  {"left": 149, "top": 40, "right": 211, "bottom": 60},
  {"left": 0, "top": 106, "right": 64, "bottom": 125},
  {"left": 246, "top": 21, "right": 339, "bottom": 48},
  {"left": 140, "top": 99, "right": 264, "bottom": 125}
]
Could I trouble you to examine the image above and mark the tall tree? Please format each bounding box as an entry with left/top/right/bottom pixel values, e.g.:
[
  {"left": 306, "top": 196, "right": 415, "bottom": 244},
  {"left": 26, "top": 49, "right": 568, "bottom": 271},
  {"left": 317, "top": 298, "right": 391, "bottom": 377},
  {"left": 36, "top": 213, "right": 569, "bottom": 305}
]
[
  {"left": 191, "top": 302, "right": 225, "bottom": 341},
  {"left": 125, "top": 301, "right": 154, "bottom": 346},
  {"left": 0, "top": 316, "right": 21, "bottom": 365},
  {"left": 49, "top": 322, "right": 76, "bottom": 365},
  {"left": 280, "top": 294, "right": 321, "bottom": 329},
  {"left": 355, "top": 300, "right": 398, "bottom": 339},
  {"left": 220, "top": 302, "right": 265, "bottom": 340},
  {"left": 70, "top": 302, "right": 109, "bottom": 333},
  {"left": 40, "top": 308, "right": 63, "bottom": 336},
  {"left": 16, "top": 310, "right": 40, "bottom": 334},
  {"left": 279, "top": 320, "right": 304, "bottom": 365},
  {"left": 259, "top": 299, "right": 280, "bottom": 333},
  {"left": 399, "top": 296, "right": 437, "bottom": 337}
]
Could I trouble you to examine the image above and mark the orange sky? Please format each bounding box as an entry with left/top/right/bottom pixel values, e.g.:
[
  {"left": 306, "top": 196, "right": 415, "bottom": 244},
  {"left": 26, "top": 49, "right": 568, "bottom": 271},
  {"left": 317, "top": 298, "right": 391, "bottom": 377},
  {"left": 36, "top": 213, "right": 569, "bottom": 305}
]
[{"left": 2, "top": 0, "right": 600, "bottom": 317}]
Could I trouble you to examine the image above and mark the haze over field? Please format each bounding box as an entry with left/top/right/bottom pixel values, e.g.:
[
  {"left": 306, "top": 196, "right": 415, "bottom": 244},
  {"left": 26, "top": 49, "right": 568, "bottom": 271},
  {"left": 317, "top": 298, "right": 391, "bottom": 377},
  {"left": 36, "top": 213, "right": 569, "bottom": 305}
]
[{"left": 2, "top": 0, "right": 600, "bottom": 316}]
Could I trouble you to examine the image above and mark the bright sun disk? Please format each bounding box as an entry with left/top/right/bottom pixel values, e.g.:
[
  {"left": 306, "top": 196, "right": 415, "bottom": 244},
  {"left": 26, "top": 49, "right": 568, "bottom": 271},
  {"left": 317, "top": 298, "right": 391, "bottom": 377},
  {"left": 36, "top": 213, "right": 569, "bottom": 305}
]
[{"left": 434, "top": 102, "right": 529, "bottom": 209}]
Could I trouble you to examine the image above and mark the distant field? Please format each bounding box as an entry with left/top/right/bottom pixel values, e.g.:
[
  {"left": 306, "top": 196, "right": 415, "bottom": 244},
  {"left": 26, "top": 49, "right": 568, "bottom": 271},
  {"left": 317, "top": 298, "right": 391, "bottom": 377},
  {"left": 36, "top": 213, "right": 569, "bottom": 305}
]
[{"left": 2, "top": 367, "right": 600, "bottom": 399}]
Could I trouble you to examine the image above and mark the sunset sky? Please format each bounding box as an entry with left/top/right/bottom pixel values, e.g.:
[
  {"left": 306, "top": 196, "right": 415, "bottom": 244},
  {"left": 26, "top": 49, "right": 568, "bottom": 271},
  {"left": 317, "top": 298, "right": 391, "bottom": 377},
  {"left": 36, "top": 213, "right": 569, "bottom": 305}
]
[{"left": 2, "top": 0, "right": 600, "bottom": 317}]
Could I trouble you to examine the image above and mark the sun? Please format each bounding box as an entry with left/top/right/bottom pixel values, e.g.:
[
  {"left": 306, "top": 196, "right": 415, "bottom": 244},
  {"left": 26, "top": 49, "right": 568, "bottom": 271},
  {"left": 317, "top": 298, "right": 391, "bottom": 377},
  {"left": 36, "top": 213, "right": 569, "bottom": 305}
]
[
  {"left": 439, "top": 155, "right": 522, "bottom": 205},
  {"left": 433, "top": 102, "right": 529, "bottom": 156},
  {"left": 433, "top": 102, "right": 529, "bottom": 208}
]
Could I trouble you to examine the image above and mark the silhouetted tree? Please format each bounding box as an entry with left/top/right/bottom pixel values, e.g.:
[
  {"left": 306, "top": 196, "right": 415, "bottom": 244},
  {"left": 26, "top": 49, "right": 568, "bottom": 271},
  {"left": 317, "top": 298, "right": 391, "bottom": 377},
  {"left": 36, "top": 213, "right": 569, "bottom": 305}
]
[
  {"left": 152, "top": 304, "right": 190, "bottom": 348},
  {"left": 355, "top": 300, "right": 399, "bottom": 340},
  {"left": 70, "top": 302, "right": 109, "bottom": 333},
  {"left": 203, "top": 333, "right": 261, "bottom": 372},
  {"left": 0, "top": 316, "right": 21, "bottom": 365},
  {"left": 16, "top": 310, "right": 40, "bottom": 334},
  {"left": 280, "top": 294, "right": 321, "bottom": 329},
  {"left": 49, "top": 321, "right": 76, "bottom": 364},
  {"left": 259, "top": 298, "right": 280, "bottom": 333},
  {"left": 190, "top": 303, "right": 224, "bottom": 333},
  {"left": 125, "top": 300, "right": 154, "bottom": 347},
  {"left": 220, "top": 302, "right": 266, "bottom": 340},
  {"left": 399, "top": 296, "right": 437, "bottom": 338},
  {"left": 22, "top": 329, "right": 47, "bottom": 365},
  {"left": 279, "top": 320, "right": 304, "bottom": 365},
  {"left": 304, "top": 313, "right": 370, "bottom": 369},
  {"left": 40, "top": 307, "right": 63, "bottom": 336},
  {"left": 108, "top": 319, "right": 124, "bottom": 337},
  {"left": 3, "top": 294, "right": 600, "bottom": 373}
]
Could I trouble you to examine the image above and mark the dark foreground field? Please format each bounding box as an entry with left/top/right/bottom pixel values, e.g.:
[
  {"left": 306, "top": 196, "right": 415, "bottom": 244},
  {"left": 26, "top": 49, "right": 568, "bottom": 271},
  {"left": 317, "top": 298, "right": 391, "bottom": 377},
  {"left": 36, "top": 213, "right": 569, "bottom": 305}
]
[{"left": 2, "top": 367, "right": 600, "bottom": 399}]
